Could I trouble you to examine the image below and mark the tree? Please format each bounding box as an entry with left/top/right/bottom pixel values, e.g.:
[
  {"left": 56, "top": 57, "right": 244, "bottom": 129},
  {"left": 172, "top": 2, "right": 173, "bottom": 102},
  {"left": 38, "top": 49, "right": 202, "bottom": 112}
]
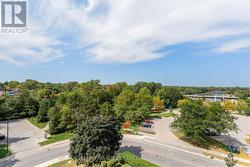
[
  {"left": 106, "top": 82, "right": 127, "bottom": 100},
  {"left": 136, "top": 87, "right": 152, "bottom": 109},
  {"left": 70, "top": 115, "right": 122, "bottom": 166},
  {"left": 171, "top": 100, "right": 238, "bottom": 146},
  {"left": 207, "top": 102, "right": 238, "bottom": 135},
  {"left": 152, "top": 96, "right": 165, "bottom": 111},
  {"left": 125, "top": 106, "right": 149, "bottom": 124},
  {"left": 157, "top": 87, "right": 183, "bottom": 108},
  {"left": 24, "top": 97, "right": 39, "bottom": 116},
  {"left": 171, "top": 100, "right": 209, "bottom": 144},
  {"left": 3, "top": 96, "right": 24, "bottom": 119},
  {"left": 177, "top": 99, "right": 189, "bottom": 108},
  {"left": 225, "top": 153, "right": 237, "bottom": 167},
  {"left": 37, "top": 99, "right": 51, "bottom": 123},
  {"left": 115, "top": 88, "right": 151, "bottom": 124},
  {"left": 20, "top": 79, "right": 39, "bottom": 90},
  {"left": 234, "top": 100, "right": 247, "bottom": 114},
  {"left": 114, "top": 89, "right": 136, "bottom": 122},
  {"left": 7, "top": 81, "right": 19, "bottom": 89},
  {"left": 223, "top": 100, "right": 235, "bottom": 111},
  {"left": 100, "top": 102, "right": 114, "bottom": 116},
  {"left": 48, "top": 107, "right": 62, "bottom": 134}
]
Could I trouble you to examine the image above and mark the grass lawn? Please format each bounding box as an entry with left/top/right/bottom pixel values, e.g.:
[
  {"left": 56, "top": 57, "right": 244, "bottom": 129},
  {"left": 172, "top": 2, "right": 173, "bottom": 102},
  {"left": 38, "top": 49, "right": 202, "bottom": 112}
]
[
  {"left": 150, "top": 112, "right": 174, "bottom": 118},
  {"left": 39, "top": 132, "right": 74, "bottom": 146},
  {"left": 48, "top": 159, "right": 83, "bottom": 167},
  {"left": 49, "top": 151, "right": 159, "bottom": 167},
  {"left": 28, "top": 117, "right": 47, "bottom": 129},
  {"left": 120, "top": 151, "right": 159, "bottom": 167},
  {"left": 0, "top": 144, "right": 10, "bottom": 159}
]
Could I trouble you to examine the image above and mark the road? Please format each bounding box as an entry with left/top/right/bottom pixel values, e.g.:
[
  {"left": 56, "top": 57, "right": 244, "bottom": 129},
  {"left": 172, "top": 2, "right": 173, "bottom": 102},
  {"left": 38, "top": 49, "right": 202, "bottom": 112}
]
[
  {"left": 0, "top": 139, "right": 226, "bottom": 167},
  {"left": 0, "top": 119, "right": 227, "bottom": 167}
]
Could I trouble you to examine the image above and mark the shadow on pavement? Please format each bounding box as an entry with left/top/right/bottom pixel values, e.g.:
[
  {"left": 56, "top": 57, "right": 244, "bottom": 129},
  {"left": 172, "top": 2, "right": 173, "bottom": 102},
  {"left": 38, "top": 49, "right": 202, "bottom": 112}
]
[
  {"left": 0, "top": 156, "right": 19, "bottom": 167},
  {"left": 119, "top": 145, "right": 143, "bottom": 157},
  {"left": 0, "top": 137, "right": 30, "bottom": 145},
  {"left": 213, "top": 135, "right": 247, "bottom": 147},
  {"left": 9, "top": 137, "right": 30, "bottom": 144}
]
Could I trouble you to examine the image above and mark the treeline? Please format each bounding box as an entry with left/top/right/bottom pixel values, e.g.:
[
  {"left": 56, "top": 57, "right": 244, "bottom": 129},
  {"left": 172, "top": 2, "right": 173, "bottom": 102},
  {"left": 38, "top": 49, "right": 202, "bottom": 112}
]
[
  {"left": 1, "top": 80, "right": 250, "bottom": 134},
  {"left": 0, "top": 80, "right": 184, "bottom": 134}
]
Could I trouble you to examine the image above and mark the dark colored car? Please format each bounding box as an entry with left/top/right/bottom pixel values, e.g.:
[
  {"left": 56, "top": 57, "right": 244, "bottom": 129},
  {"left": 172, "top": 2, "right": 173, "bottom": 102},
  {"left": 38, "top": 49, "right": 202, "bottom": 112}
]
[
  {"left": 154, "top": 116, "right": 161, "bottom": 119},
  {"left": 0, "top": 134, "right": 5, "bottom": 140},
  {"left": 141, "top": 123, "right": 153, "bottom": 128},
  {"left": 227, "top": 146, "right": 240, "bottom": 154},
  {"left": 144, "top": 120, "right": 154, "bottom": 124}
]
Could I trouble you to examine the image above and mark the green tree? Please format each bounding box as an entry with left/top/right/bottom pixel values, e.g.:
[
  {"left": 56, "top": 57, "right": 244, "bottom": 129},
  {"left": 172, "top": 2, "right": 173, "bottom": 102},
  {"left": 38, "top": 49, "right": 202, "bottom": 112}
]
[
  {"left": 100, "top": 102, "right": 114, "bottom": 116},
  {"left": 114, "top": 89, "right": 136, "bottom": 122},
  {"left": 24, "top": 97, "right": 39, "bottom": 116},
  {"left": 60, "top": 105, "right": 74, "bottom": 130},
  {"left": 171, "top": 100, "right": 238, "bottom": 146},
  {"left": 3, "top": 96, "right": 24, "bottom": 119},
  {"left": 207, "top": 102, "right": 237, "bottom": 135},
  {"left": 37, "top": 99, "right": 51, "bottom": 123},
  {"left": 125, "top": 106, "right": 149, "bottom": 124},
  {"left": 70, "top": 115, "right": 122, "bottom": 166},
  {"left": 234, "top": 100, "right": 247, "bottom": 114},
  {"left": 7, "top": 80, "right": 20, "bottom": 89},
  {"left": 106, "top": 82, "right": 127, "bottom": 100},
  {"left": 225, "top": 153, "right": 237, "bottom": 167},
  {"left": 48, "top": 107, "right": 62, "bottom": 134},
  {"left": 115, "top": 88, "right": 151, "bottom": 124},
  {"left": 157, "top": 87, "right": 183, "bottom": 108},
  {"left": 137, "top": 87, "right": 152, "bottom": 109},
  {"left": 171, "top": 100, "right": 208, "bottom": 144},
  {"left": 20, "top": 79, "right": 39, "bottom": 90}
]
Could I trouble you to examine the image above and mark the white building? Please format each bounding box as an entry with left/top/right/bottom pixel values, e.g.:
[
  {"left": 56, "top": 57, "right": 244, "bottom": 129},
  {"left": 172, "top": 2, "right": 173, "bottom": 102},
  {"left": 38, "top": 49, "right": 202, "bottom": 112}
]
[{"left": 186, "top": 91, "right": 238, "bottom": 102}]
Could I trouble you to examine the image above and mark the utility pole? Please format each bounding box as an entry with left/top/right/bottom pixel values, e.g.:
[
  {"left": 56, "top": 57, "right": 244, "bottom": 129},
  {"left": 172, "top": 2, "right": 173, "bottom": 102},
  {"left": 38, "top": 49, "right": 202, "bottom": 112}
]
[{"left": 6, "top": 120, "right": 9, "bottom": 155}]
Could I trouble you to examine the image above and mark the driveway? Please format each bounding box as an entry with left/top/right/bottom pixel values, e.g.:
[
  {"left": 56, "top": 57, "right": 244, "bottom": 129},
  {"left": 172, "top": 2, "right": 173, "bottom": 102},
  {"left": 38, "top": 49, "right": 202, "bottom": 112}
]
[
  {"left": 0, "top": 119, "right": 45, "bottom": 162},
  {"left": 151, "top": 117, "right": 195, "bottom": 149},
  {"left": 213, "top": 115, "right": 250, "bottom": 147}
]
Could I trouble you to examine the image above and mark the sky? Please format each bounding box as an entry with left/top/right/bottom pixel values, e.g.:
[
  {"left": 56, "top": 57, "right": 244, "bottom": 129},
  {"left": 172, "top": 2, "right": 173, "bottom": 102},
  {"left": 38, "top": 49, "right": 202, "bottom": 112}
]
[{"left": 0, "top": 0, "right": 250, "bottom": 86}]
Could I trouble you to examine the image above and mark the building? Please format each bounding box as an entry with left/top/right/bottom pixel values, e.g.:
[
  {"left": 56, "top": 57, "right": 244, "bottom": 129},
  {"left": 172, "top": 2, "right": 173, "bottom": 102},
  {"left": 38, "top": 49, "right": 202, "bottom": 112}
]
[
  {"left": 7, "top": 89, "right": 19, "bottom": 96},
  {"left": 0, "top": 88, "right": 4, "bottom": 96},
  {"left": 186, "top": 90, "right": 238, "bottom": 102}
]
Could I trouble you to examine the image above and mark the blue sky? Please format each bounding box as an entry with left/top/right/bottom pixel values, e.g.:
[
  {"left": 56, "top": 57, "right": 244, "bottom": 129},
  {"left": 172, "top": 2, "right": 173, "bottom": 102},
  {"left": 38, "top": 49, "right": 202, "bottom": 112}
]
[{"left": 1, "top": 0, "right": 250, "bottom": 86}]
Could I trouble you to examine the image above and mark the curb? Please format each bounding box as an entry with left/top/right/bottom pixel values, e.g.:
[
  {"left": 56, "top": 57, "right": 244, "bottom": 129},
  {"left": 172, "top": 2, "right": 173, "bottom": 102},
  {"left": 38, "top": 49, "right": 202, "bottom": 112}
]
[
  {"left": 42, "top": 140, "right": 70, "bottom": 148},
  {"left": 143, "top": 138, "right": 250, "bottom": 166},
  {"left": 35, "top": 155, "right": 69, "bottom": 167}
]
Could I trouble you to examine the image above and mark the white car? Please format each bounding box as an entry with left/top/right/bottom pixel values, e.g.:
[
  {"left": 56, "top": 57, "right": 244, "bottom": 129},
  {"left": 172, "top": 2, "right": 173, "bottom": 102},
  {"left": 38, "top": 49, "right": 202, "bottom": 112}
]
[{"left": 243, "top": 147, "right": 250, "bottom": 155}]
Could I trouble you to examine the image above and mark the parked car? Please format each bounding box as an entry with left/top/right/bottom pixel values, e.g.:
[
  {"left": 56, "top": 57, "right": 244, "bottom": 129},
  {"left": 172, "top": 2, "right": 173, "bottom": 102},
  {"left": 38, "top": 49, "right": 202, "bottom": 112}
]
[
  {"left": 227, "top": 145, "right": 240, "bottom": 154},
  {"left": 141, "top": 123, "right": 153, "bottom": 128},
  {"left": 154, "top": 116, "right": 161, "bottom": 119},
  {"left": 243, "top": 146, "right": 250, "bottom": 155},
  {"left": 144, "top": 120, "right": 154, "bottom": 124},
  {"left": 0, "top": 134, "right": 5, "bottom": 140}
]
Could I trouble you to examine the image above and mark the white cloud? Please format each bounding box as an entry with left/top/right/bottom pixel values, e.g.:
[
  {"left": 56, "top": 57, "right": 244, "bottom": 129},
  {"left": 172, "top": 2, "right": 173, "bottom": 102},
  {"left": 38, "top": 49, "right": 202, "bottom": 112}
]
[
  {"left": 1, "top": 0, "right": 250, "bottom": 64},
  {"left": 217, "top": 39, "right": 250, "bottom": 53},
  {"left": 0, "top": 34, "right": 64, "bottom": 65}
]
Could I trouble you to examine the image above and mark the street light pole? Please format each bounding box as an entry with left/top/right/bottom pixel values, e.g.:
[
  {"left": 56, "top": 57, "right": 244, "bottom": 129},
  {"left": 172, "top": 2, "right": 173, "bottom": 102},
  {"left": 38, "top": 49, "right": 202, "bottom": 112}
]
[{"left": 6, "top": 120, "right": 9, "bottom": 155}]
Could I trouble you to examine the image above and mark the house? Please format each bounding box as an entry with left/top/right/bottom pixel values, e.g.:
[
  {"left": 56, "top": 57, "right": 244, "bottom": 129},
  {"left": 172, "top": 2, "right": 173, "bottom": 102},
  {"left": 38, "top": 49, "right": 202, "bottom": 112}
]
[{"left": 0, "top": 87, "right": 4, "bottom": 96}]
